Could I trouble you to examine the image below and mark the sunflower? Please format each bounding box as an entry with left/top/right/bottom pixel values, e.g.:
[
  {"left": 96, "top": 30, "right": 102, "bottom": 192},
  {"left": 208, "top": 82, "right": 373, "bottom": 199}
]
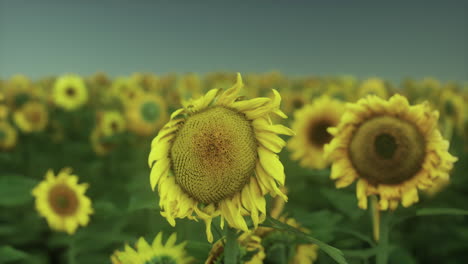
[
  {"left": 0, "top": 121, "right": 18, "bottom": 150},
  {"left": 53, "top": 74, "right": 89, "bottom": 111},
  {"left": 324, "top": 94, "right": 458, "bottom": 210},
  {"left": 120, "top": 84, "right": 145, "bottom": 107},
  {"left": 288, "top": 96, "right": 345, "bottom": 169},
  {"left": 131, "top": 73, "right": 161, "bottom": 93},
  {"left": 4, "top": 74, "right": 35, "bottom": 110},
  {"left": 111, "top": 232, "right": 193, "bottom": 264},
  {"left": 205, "top": 232, "right": 265, "bottom": 264},
  {"left": 126, "top": 94, "right": 167, "bottom": 137},
  {"left": 32, "top": 168, "right": 93, "bottom": 234},
  {"left": 177, "top": 73, "right": 203, "bottom": 101},
  {"left": 148, "top": 73, "right": 293, "bottom": 242},
  {"left": 13, "top": 101, "right": 49, "bottom": 133},
  {"left": 98, "top": 111, "right": 126, "bottom": 137},
  {"left": 282, "top": 88, "right": 311, "bottom": 115},
  {"left": 356, "top": 78, "right": 389, "bottom": 100},
  {"left": 90, "top": 128, "right": 114, "bottom": 156}
]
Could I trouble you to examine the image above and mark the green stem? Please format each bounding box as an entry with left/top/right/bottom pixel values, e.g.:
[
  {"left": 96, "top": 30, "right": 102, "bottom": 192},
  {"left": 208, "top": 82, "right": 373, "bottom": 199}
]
[
  {"left": 68, "top": 238, "right": 76, "bottom": 264},
  {"left": 376, "top": 212, "right": 390, "bottom": 264},
  {"left": 224, "top": 226, "right": 239, "bottom": 264},
  {"left": 370, "top": 196, "right": 380, "bottom": 242}
]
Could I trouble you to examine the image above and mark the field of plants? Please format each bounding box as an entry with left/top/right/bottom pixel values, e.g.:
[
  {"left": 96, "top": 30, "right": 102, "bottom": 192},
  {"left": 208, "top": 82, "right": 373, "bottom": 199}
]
[{"left": 0, "top": 72, "right": 467, "bottom": 264}]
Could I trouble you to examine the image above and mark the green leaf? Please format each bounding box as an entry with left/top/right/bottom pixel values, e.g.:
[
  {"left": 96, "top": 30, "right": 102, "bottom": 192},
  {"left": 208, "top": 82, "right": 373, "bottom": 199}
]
[
  {"left": 127, "top": 189, "right": 158, "bottom": 211},
  {"left": 320, "top": 188, "right": 365, "bottom": 220},
  {"left": 342, "top": 248, "right": 379, "bottom": 259},
  {"left": 0, "top": 246, "right": 28, "bottom": 263},
  {"left": 389, "top": 246, "right": 417, "bottom": 264},
  {"left": 264, "top": 216, "right": 348, "bottom": 264},
  {"left": 415, "top": 208, "right": 468, "bottom": 216},
  {"left": 0, "top": 175, "right": 38, "bottom": 206},
  {"left": 290, "top": 209, "right": 342, "bottom": 242}
]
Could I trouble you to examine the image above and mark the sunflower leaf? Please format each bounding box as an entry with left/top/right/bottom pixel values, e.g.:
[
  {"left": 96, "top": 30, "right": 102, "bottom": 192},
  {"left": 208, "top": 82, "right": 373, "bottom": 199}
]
[
  {"left": 0, "top": 175, "right": 38, "bottom": 206},
  {"left": 0, "top": 246, "right": 28, "bottom": 263},
  {"left": 264, "top": 216, "right": 348, "bottom": 264},
  {"left": 415, "top": 208, "right": 468, "bottom": 216}
]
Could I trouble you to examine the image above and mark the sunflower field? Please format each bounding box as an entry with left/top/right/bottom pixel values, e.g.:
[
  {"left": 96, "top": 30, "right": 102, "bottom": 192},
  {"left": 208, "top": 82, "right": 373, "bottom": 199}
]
[{"left": 0, "top": 72, "right": 467, "bottom": 264}]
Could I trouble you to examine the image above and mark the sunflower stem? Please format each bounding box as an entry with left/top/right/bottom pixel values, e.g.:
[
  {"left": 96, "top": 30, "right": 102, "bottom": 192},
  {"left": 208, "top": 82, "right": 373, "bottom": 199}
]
[
  {"left": 370, "top": 196, "right": 380, "bottom": 242},
  {"left": 376, "top": 212, "right": 390, "bottom": 264},
  {"left": 224, "top": 225, "right": 239, "bottom": 264},
  {"left": 67, "top": 238, "right": 76, "bottom": 264}
]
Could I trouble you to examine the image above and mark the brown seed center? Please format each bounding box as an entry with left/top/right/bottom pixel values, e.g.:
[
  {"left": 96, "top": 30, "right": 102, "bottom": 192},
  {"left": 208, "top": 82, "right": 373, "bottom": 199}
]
[
  {"left": 66, "top": 87, "right": 76, "bottom": 97},
  {"left": 171, "top": 107, "right": 257, "bottom": 204},
  {"left": 110, "top": 121, "right": 118, "bottom": 132},
  {"left": 27, "top": 110, "right": 42, "bottom": 123},
  {"left": 48, "top": 184, "right": 79, "bottom": 216},
  {"left": 308, "top": 120, "right": 333, "bottom": 148},
  {"left": 349, "top": 116, "right": 426, "bottom": 185}
]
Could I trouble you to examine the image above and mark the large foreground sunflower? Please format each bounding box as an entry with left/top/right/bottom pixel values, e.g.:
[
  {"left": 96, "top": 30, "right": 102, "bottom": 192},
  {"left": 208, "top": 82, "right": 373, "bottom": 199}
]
[
  {"left": 148, "top": 74, "right": 293, "bottom": 242},
  {"left": 111, "top": 232, "right": 193, "bottom": 264},
  {"left": 288, "top": 95, "right": 345, "bottom": 169},
  {"left": 32, "top": 168, "right": 93, "bottom": 234},
  {"left": 53, "top": 75, "right": 89, "bottom": 111},
  {"left": 324, "top": 94, "right": 457, "bottom": 210}
]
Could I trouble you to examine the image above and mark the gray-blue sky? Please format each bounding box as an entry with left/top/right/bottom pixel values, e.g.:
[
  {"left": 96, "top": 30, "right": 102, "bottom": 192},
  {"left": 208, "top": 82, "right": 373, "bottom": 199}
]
[{"left": 0, "top": 0, "right": 467, "bottom": 82}]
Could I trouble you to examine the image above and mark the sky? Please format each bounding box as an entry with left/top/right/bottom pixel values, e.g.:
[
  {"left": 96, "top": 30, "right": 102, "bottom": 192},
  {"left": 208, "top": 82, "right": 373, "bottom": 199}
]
[{"left": 0, "top": 0, "right": 467, "bottom": 82}]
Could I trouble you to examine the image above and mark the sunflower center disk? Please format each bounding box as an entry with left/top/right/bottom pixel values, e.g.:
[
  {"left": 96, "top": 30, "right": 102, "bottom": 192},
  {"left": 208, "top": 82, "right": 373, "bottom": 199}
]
[
  {"left": 48, "top": 184, "right": 79, "bottom": 216},
  {"left": 374, "top": 133, "right": 397, "bottom": 159},
  {"left": 27, "top": 110, "right": 42, "bottom": 124},
  {"left": 349, "top": 116, "right": 426, "bottom": 185},
  {"left": 308, "top": 120, "right": 333, "bottom": 148},
  {"left": 171, "top": 107, "right": 257, "bottom": 204},
  {"left": 141, "top": 101, "right": 160, "bottom": 122},
  {"left": 66, "top": 87, "right": 76, "bottom": 97}
]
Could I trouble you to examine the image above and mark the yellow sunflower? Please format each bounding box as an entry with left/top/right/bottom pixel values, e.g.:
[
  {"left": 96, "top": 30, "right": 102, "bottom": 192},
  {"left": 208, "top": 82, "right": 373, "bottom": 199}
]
[
  {"left": 282, "top": 88, "right": 312, "bottom": 115},
  {"left": 148, "top": 73, "right": 293, "bottom": 242},
  {"left": 53, "top": 74, "right": 89, "bottom": 111},
  {"left": 324, "top": 94, "right": 457, "bottom": 210},
  {"left": 4, "top": 74, "right": 35, "bottom": 110},
  {"left": 205, "top": 232, "right": 265, "bottom": 264},
  {"left": 0, "top": 121, "right": 18, "bottom": 150},
  {"left": 111, "top": 232, "right": 193, "bottom": 264},
  {"left": 356, "top": 78, "right": 389, "bottom": 100},
  {"left": 90, "top": 128, "right": 114, "bottom": 156},
  {"left": 177, "top": 73, "right": 203, "bottom": 101},
  {"left": 13, "top": 101, "right": 49, "bottom": 133},
  {"left": 126, "top": 94, "right": 167, "bottom": 137},
  {"left": 97, "top": 111, "right": 126, "bottom": 137},
  {"left": 32, "top": 168, "right": 93, "bottom": 234},
  {"left": 288, "top": 96, "right": 345, "bottom": 169}
]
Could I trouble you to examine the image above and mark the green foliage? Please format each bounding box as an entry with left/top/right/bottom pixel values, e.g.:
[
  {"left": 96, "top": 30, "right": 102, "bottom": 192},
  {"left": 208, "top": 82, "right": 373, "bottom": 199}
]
[
  {"left": 0, "top": 175, "right": 37, "bottom": 206},
  {"left": 1, "top": 74, "right": 467, "bottom": 264},
  {"left": 0, "top": 246, "right": 28, "bottom": 263}
]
